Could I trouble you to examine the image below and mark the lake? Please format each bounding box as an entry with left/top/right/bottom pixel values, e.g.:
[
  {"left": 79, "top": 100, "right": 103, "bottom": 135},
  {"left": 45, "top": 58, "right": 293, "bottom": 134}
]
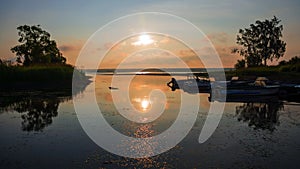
[{"left": 0, "top": 74, "right": 300, "bottom": 169}]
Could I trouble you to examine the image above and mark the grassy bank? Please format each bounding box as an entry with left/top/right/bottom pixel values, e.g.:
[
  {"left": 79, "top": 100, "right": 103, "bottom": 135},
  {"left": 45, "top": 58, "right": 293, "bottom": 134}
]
[
  {"left": 0, "top": 64, "right": 89, "bottom": 90},
  {"left": 226, "top": 64, "right": 300, "bottom": 83}
]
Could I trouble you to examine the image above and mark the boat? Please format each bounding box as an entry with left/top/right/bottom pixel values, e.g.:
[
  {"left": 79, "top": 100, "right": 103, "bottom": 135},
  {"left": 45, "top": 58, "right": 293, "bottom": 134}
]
[
  {"left": 167, "top": 75, "right": 211, "bottom": 93},
  {"left": 211, "top": 77, "right": 280, "bottom": 99},
  {"left": 278, "top": 83, "right": 300, "bottom": 102}
]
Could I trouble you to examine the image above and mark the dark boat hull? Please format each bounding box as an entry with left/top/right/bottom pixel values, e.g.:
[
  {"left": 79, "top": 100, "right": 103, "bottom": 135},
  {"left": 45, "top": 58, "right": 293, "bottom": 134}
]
[{"left": 167, "top": 77, "right": 210, "bottom": 93}]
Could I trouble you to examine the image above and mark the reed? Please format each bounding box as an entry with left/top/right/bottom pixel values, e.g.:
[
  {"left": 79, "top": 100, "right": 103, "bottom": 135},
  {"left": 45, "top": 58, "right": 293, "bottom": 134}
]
[{"left": 0, "top": 64, "right": 85, "bottom": 83}]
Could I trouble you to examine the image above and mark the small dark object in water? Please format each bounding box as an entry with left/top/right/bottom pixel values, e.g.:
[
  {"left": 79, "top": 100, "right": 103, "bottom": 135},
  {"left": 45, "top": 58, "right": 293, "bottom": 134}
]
[
  {"left": 109, "top": 87, "right": 118, "bottom": 90},
  {"left": 103, "top": 160, "right": 113, "bottom": 164}
]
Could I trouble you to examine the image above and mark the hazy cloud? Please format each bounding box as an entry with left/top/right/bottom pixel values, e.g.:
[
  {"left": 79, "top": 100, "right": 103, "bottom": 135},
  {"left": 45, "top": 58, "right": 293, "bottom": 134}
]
[
  {"left": 207, "top": 32, "right": 229, "bottom": 44},
  {"left": 177, "top": 49, "right": 197, "bottom": 57},
  {"left": 59, "top": 45, "right": 75, "bottom": 52},
  {"left": 58, "top": 41, "right": 84, "bottom": 65},
  {"left": 214, "top": 45, "right": 241, "bottom": 67}
]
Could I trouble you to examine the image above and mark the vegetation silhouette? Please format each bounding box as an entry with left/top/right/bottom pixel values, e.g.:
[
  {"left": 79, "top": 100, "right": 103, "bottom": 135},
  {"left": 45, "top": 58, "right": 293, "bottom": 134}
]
[
  {"left": 11, "top": 25, "right": 66, "bottom": 66},
  {"left": 0, "top": 25, "right": 90, "bottom": 90},
  {"left": 226, "top": 56, "right": 300, "bottom": 82},
  {"left": 278, "top": 56, "right": 300, "bottom": 72},
  {"left": 233, "top": 16, "right": 286, "bottom": 68}
]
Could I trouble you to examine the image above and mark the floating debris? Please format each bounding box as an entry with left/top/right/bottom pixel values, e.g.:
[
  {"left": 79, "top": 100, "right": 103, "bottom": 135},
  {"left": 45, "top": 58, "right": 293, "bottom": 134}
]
[{"left": 109, "top": 87, "right": 118, "bottom": 90}]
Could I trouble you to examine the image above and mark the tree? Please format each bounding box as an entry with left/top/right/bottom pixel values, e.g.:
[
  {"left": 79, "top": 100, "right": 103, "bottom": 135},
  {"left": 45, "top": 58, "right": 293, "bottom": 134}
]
[
  {"left": 278, "top": 56, "right": 300, "bottom": 66},
  {"left": 288, "top": 56, "right": 300, "bottom": 64},
  {"left": 11, "top": 25, "right": 66, "bottom": 66},
  {"left": 233, "top": 16, "right": 286, "bottom": 67},
  {"left": 234, "top": 59, "right": 246, "bottom": 69}
]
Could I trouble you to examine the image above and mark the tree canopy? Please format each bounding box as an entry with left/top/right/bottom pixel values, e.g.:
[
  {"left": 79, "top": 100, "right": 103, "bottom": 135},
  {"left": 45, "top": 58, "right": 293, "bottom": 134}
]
[
  {"left": 11, "top": 25, "right": 66, "bottom": 66},
  {"left": 279, "top": 56, "right": 300, "bottom": 65},
  {"left": 233, "top": 16, "right": 286, "bottom": 67}
]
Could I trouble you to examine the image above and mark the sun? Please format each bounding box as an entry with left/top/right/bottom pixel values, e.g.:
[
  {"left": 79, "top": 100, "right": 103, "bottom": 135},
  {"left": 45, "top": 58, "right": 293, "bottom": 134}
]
[
  {"left": 132, "top": 34, "right": 154, "bottom": 46},
  {"left": 139, "top": 34, "right": 153, "bottom": 45},
  {"left": 141, "top": 99, "right": 150, "bottom": 110}
]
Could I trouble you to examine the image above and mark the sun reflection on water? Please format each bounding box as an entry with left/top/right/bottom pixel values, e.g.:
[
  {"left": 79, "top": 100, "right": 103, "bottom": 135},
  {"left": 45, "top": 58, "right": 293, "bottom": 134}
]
[
  {"left": 132, "top": 97, "right": 152, "bottom": 112},
  {"left": 141, "top": 99, "right": 150, "bottom": 111}
]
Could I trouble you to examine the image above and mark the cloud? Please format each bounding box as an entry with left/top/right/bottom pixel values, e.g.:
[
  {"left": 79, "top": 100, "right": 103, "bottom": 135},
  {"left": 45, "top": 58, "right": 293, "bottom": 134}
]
[
  {"left": 58, "top": 41, "right": 84, "bottom": 65},
  {"left": 159, "top": 36, "right": 170, "bottom": 44},
  {"left": 214, "top": 45, "right": 241, "bottom": 67},
  {"left": 103, "top": 42, "right": 114, "bottom": 50},
  {"left": 59, "top": 45, "right": 76, "bottom": 52},
  {"left": 177, "top": 49, "right": 197, "bottom": 57},
  {"left": 207, "top": 32, "right": 229, "bottom": 44},
  {"left": 112, "top": 50, "right": 191, "bottom": 69},
  {"left": 176, "top": 46, "right": 240, "bottom": 68}
]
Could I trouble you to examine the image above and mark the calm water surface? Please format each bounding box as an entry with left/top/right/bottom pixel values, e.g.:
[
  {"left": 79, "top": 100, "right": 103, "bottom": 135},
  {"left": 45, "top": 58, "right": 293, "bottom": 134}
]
[{"left": 0, "top": 75, "right": 300, "bottom": 169}]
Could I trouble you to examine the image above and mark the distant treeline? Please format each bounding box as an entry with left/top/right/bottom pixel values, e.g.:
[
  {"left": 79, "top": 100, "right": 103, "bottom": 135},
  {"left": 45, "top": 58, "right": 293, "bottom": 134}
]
[
  {"left": 93, "top": 68, "right": 235, "bottom": 73},
  {"left": 277, "top": 56, "right": 300, "bottom": 72}
]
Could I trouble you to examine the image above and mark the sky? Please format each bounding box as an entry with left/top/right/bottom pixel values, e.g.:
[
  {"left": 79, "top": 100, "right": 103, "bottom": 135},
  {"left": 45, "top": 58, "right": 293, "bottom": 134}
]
[{"left": 0, "top": 0, "right": 299, "bottom": 68}]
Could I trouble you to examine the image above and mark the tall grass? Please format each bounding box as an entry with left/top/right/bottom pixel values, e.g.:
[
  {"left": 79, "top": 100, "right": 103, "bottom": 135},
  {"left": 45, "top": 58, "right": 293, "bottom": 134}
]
[
  {"left": 0, "top": 64, "right": 84, "bottom": 83},
  {"left": 226, "top": 63, "right": 300, "bottom": 82}
]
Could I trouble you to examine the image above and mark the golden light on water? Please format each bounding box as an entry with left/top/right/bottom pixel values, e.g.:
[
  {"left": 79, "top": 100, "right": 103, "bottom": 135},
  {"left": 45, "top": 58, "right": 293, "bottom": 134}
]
[
  {"left": 141, "top": 99, "right": 150, "bottom": 110},
  {"left": 132, "top": 97, "right": 152, "bottom": 112}
]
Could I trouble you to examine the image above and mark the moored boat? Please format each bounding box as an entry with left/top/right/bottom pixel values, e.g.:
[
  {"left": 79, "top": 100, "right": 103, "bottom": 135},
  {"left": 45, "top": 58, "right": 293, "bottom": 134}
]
[
  {"left": 167, "top": 75, "right": 210, "bottom": 93},
  {"left": 211, "top": 77, "right": 280, "bottom": 99}
]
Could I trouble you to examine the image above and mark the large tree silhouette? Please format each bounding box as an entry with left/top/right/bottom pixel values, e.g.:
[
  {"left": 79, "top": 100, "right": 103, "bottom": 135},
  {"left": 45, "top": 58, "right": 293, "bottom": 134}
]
[
  {"left": 11, "top": 25, "right": 66, "bottom": 66},
  {"left": 233, "top": 16, "right": 286, "bottom": 67}
]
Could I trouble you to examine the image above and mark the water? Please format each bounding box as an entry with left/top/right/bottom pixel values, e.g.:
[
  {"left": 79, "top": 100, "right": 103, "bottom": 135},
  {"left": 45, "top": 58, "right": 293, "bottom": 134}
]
[{"left": 0, "top": 74, "right": 300, "bottom": 169}]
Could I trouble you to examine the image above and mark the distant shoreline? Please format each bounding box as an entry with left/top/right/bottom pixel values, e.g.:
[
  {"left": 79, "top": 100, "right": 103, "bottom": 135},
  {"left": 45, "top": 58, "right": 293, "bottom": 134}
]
[
  {"left": 86, "top": 67, "right": 235, "bottom": 73},
  {"left": 85, "top": 68, "right": 233, "bottom": 77},
  {"left": 89, "top": 67, "right": 300, "bottom": 83},
  {"left": 1, "top": 65, "right": 299, "bottom": 92}
]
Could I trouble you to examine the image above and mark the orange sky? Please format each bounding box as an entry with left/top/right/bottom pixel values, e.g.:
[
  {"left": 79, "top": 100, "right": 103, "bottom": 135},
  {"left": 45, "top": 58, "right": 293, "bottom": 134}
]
[
  {"left": 1, "top": 1, "right": 299, "bottom": 68},
  {"left": 59, "top": 32, "right": 242, "bottom": 69}
]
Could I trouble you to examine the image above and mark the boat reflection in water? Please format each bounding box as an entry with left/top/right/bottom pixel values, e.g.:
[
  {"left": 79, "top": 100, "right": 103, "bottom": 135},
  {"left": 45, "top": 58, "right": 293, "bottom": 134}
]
[{"left": 167, "top": 76, "right": 288, "bottom": 132}]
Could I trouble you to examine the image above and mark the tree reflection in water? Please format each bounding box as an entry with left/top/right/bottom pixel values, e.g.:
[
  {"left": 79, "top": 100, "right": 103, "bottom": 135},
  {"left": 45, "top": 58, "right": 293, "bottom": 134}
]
[
  {"left": 0, "top": 76, "right": 90, "bottom": 132},
  {"left": 0, "top": 91, "right": 73, "bottom": 132},
  {"left": 236, "top": 102, "right": 284, "bottom": 131},
  {"left": 15, "top": 98, "right": 61, "bottom": 131}
]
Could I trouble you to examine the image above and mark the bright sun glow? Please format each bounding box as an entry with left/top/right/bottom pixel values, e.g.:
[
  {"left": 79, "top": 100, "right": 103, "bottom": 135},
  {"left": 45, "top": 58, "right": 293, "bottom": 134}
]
[
  {"left": 141, "top": 99, "right": 150, "bottom": 110},
  {"left": 132, "top": 34, "right": 154, "bottom": 46}
]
